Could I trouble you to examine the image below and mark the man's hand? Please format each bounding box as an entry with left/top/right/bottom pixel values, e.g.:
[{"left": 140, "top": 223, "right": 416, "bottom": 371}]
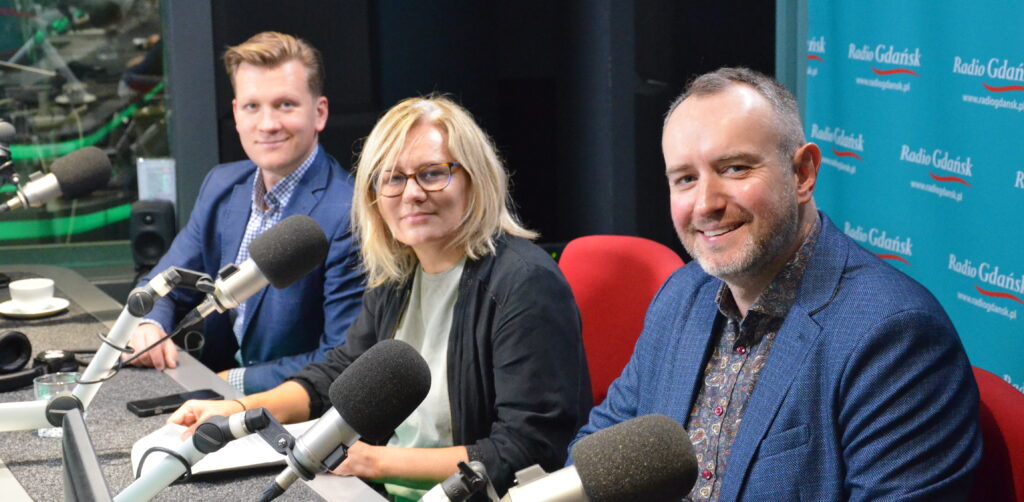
[
  {"left": 167, "top": 399, "right": 245, "bottom": 440},
  {"left": 122, "top": 323, "right": 178, "bottom": 370}
]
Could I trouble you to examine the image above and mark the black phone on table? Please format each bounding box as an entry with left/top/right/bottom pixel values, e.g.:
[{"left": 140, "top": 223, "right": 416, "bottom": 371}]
[{"left": 126, "top": 389, "right": 223, "bottom": 417}]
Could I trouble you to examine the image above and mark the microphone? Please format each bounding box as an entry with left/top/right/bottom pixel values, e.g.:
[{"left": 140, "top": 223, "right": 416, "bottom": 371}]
[
  {"left": 1, "top": 146, "right": 112, "bottom": 213},
  {"left": 260, "top": 339, "right": 431, "bottom": 501},
  {"left": 187, "top": 214, "right": 328, "bottom": 322},
  {"left": 0, "top": 120, "right": 14, "bottom": 162},
  {"left": 501, "top": 414, "right": 697, "bottom": 502}
]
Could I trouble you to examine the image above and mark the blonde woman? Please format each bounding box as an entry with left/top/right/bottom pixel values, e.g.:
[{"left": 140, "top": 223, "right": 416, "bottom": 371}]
[{"left": 169, "top": 95, "right": 592, "bottom": 500}]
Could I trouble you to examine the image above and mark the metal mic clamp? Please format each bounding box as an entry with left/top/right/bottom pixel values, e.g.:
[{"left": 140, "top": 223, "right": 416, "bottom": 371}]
[
  {"left": 447, "top": 461, "right": 496, "bottom": 501},
  {"left": 126, "top": 267, "right": 213, "bottom": 317},
  {"left": 255, "top": 410, "right": 296, "bottom": 456},
  {"left": 422, "top": 461, "right": 499, "bottom": 502}
]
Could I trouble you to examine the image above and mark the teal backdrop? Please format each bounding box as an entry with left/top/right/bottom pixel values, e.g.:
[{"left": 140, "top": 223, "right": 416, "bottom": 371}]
[{"left": 803, "top": 1, "right": 1024, "bottom": 392}]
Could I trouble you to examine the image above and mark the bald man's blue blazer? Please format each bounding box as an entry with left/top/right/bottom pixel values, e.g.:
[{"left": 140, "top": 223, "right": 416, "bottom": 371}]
[
  {"left": 572, "top": 213, "right": 981, "bottom": 501},
  {"left": 142, "top": 148, "right": 364, "bottom": 393}
]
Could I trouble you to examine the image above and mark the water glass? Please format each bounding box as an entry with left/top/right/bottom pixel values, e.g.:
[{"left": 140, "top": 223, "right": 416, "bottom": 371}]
[{"left": 33, "top": 372, "right": 79, "bottom": 438}]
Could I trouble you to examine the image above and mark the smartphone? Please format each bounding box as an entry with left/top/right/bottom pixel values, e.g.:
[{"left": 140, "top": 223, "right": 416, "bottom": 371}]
[{"left": 126, "top": 389, "right": 224, "bottom": 417}]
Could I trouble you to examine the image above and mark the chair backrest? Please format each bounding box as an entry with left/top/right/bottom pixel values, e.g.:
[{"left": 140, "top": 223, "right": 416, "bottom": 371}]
[
  {"left": 559, "top": 235, "right": 684, "bottom": 405},
  {"left": 971, "top": 366, "right": 1024, "bottom": 502}
]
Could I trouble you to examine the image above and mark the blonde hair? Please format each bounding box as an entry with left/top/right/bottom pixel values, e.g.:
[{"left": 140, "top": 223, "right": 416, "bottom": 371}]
[
  {"left": 223, "top": 31, "right": 324, "bottom": 96},
  {"left": 353, "top": 95, "right": 537, "bottom": 287}
]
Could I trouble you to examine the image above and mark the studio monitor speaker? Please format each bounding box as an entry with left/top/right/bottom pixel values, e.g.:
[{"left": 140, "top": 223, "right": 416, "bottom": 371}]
[{"left": 130, "top": 199, "right": 176, "bottom": 270}]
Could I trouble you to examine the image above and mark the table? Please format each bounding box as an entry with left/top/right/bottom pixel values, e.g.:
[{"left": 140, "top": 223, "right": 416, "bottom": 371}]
[{"left": 0, "top": 265, "right": 384, "bottom": 501}]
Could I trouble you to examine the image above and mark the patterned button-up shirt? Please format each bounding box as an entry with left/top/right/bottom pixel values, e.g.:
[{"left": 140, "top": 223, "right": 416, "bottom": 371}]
[
  {"left": 684, "top": 216, "right": 821, "bottom": 502},
  {"left": 225, "top": 145, "right": 318, "bottom": 391}
]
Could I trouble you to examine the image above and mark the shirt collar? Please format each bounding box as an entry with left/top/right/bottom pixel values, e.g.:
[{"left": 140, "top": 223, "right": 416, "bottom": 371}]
[
  {"left": 716, "top": 213, "right": 823, "bottom": 322},
  {"left": 251, "top": 144, "right": 319, "bottom": 213}
]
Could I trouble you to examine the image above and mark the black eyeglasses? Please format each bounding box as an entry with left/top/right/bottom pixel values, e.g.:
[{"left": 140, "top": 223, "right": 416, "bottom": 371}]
[{"left": 376, "top": 162, "right": 459, "bottom": 197}]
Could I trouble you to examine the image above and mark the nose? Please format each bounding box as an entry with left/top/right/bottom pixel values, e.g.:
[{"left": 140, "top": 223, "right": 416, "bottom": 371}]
[
  {"left": 257, "top": 109, "right": 281, "bottom": 132},
  {"left": 400, "top": 175, "right": 428, "bottom": 202},
  {"left": 693, "top": 175, "right": 726, "bottom": 218}
]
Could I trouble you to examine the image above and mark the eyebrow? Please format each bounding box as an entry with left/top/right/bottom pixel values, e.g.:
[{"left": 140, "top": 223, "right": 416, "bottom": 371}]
[
  {"left": 711, "top": 152, "right": 764, "bottom": 166},
  {"left": 386, "top": 160, "right": 449, "bottom": 174},
  {"left": 665, "top": 151, "right": 764, "bottom": 174}
]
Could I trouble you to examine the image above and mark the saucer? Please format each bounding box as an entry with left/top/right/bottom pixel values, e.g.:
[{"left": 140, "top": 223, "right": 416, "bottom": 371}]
[{"left": 0, "top": 298, "right": 70, "bottom": 319}]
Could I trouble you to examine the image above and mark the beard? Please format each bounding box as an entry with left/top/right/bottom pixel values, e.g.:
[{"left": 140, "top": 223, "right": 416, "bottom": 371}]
[{"left": 682, "top": 185, "right": 801, "bottom": 283}]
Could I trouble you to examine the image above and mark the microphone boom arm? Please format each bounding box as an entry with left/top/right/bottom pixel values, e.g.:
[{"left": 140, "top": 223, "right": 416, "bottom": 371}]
[
  {"left": 115, "top": 408, "right": 274, "bottom": 502},
  {"left": 0, "top": 267, "right": 211, "bottom": 432}
]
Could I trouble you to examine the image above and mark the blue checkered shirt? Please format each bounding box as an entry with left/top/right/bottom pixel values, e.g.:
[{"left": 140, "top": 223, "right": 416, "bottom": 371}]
[{"left": 227, "top": 145, "right": 319, "bottom": 392}]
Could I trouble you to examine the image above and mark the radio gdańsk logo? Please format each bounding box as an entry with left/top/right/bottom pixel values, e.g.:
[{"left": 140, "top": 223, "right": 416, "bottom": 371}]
[
  {"left": 843, "top": 222, "right": 912, "bottom": 265},
  {"left": 848, "top": 42, "right": 921, "bottom": 93},
  {"left": 949, "top": 254, "right": 1021, "bottom": 321},
  {"left": 953, "top": 56, "right": 1024, "bottom": 112},
  {"left": 807, "top": 36, "right": 825, "bottom": 77},
  {"left": 898, "top": 143, "right": 972, "bottom": 203},
  {"left": 810, "top": 123, "right": 862, "bottom": 175}
]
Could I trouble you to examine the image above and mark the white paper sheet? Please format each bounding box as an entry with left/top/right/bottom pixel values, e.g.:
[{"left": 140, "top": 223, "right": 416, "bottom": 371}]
[{"left": 130, "top": 420, "right": 314, "bottom": 476}]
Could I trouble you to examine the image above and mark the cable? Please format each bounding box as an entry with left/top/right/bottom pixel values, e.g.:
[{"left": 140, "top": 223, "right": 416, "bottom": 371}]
[
  {"left": 135, "top": 446, "right": 193, "bottom": 484},
  {"left": 75, "top": 315, "right": 205, "bottom": 385}
]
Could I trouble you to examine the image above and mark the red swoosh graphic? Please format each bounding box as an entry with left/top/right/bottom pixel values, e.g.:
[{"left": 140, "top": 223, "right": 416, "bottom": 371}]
[
  {"left": 976, "top": 285, "right": 1024, "bottom": 305},
  {"left": 807, "top": 54, "right": 824, "bottom": 62},
  {"left": 876, "top": 254, "right": 910, "bottom": 265},
  {"left": 983, "top": 82, "right": 1024, "bottom": 92},
  {"left": 831, "top": 148, "right": 863, "bottom": 160},
  {"left": 872, "top": 67, "right": 919, "bottom": 77},
  {"left": 928, "top": 172, "right": 972, "bottom": 187}
]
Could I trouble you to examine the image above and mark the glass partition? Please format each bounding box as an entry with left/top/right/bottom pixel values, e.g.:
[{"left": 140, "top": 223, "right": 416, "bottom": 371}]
[{"left": 0, "top": 0, "right": 166, "bottom": 268}]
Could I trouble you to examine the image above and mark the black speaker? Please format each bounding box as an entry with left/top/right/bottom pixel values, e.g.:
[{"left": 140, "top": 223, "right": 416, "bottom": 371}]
[{"left": 130, "top": 200, "right": 176, "bottom": 270}]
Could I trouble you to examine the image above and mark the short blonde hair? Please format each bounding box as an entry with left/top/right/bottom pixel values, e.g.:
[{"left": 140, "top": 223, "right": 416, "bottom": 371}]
[
  {"left": 223, "top": 31, "right": 324, "bottom": 96},
  {"left": 353, "top": 95, "right": 537, "bottom": 287}
]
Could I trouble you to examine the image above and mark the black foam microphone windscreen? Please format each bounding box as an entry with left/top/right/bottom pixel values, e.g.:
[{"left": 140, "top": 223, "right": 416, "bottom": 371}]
[
  {"left": 328, "top": 339, "right": 431, "bottom": 443},
  {"left": 573, "top": 414, "right": 697, "bottom": 502},
  {"left": 49, "top": 146, "right": 112, "bottom": 198},
  {"left": 248, "top": 214, "right": 328, "bottom": 288}
]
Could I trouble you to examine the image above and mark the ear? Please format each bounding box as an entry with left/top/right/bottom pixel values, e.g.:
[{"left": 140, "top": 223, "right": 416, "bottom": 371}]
[
  {"left": 314, "top": 96, "right": 329, "bottom": 133},
  {"left": 792, "top": 142, "right": 821, "bottom": 204},
  {"left": 231, "top": 98, "right": 240, "bottom": 130}
]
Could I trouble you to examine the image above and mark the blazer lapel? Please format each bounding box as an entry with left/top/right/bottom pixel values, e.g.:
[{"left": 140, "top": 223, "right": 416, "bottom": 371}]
[
  {"left": 717, "top": 308, "right": 821, "bottom": 502},
  {"left": 673, "top": 281, "right": 721, "bottom": 421},
  {"left": 221, "top": 178, "right": 253, "bottom": 268},
  {"left": 718, "top": 213, "right": 849, "bottom": 502}
]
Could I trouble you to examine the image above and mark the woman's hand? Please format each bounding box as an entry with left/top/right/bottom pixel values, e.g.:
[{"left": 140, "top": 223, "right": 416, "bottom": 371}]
[
  {"left": 332, "top": 441, "right": 387, "bottom": 479},
  {"left": 166, "top": 399, "right": 245, "bottom": 439},
  {"left": 330, "top": 443, "right": 469, "bottom": 488}
]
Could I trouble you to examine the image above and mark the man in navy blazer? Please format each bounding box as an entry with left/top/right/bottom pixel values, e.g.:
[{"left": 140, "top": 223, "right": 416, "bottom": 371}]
[
  {"left": 125, "top": 32, "right": 364, "bottom": 394},
  {"left": 571, "top": 68, "right": 980, "bottom": 500}
]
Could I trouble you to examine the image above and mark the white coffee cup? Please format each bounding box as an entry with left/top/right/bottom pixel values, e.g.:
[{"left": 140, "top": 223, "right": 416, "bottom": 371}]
[{"left": 9, "top": 278, "right": 55, "bottom": 310}]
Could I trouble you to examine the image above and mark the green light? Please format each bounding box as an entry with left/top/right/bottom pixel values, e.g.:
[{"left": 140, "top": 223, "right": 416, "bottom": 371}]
[{"left": 0, "top": 203, "right": 131, "bottom": 241}]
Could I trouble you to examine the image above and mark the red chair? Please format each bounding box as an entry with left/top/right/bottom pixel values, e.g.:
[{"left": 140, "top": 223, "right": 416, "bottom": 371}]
[
  {"left": 971, "top": 366, "right": 1024, "bottom": 502},
  {"left": 558, "top": 235, "right": 684, "bottom": 405}
]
